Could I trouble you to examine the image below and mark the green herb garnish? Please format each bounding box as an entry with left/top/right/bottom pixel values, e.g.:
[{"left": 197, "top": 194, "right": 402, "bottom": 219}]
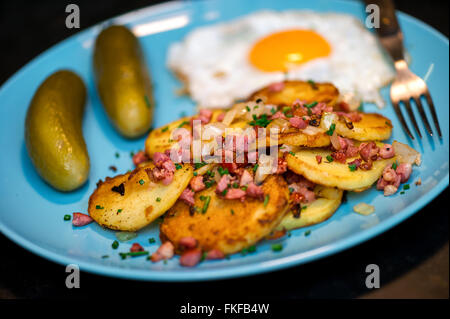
[
  {"left": 161, "top": 127, "right": 169, "bottom": 132},
  {"left": 112, "top": 240, "right": 119, "bottom": 249},
  {"left": 96, "top": 205, "right": 104, "bottom": 209},
  {"left": 289, "top": 151, "right": 295, "bottom": 156},
  {"left": 264, "top": 194, "right": 270, "bottom": 207},
  {"left": 202, "top": 196, "right": 211, "bottom": 214},
  {"left": 156, "top": 197, "right": 161, "bottom": 202},
  {"left": 117, "top": 209, "right": 123, "bottom": 213},
  {"left": 64, "top": 214, "right": 71, "bottom": 221},
  {"left": 348, "top": 164, "right": 357, "bottom": 172},
  {"left": 248, "top": 114, "right": 272, "bottom": 128},
  {"left": 230, "top": 209, "right": 235, "bottom": 215},
  {"left": 194, "top": 162, "right": 207, "bottom": 169},
  {"left": 403, "top": 184, "right": 410, "bottom": 190},
  {"left": 177, "top": 120, "right": 189, "bottom": 128},
  {"left": 305, "top": 101, "right": 318, "bottom": 108},
  {"left": 139, "top": 179, "right": 145, "bottom": 185},
  {"left": 149, "top": 238, "right": 156, "bottom": 244},
  {"left": 326, "top": 123, "right": 336, "bottom": 136},
  {"left": 253, "top": 164, "right": 259, "bottom": 172},
  {"left": 326, "top": 155, "right": 334, "bottom": 162},
  {"left": 271, "top": 243, "right": 283, "bottom": 252},
  {"left": 304, "top": 230, "right": 311, "bottom": 237},
  {"left": 175, "top": 163, "right": 182, "bottom": 170},
  {"left": 144, "top": 95, "right": 151, "bottom": 108},
  {"left": 218, "top": 166, "right": 229, "bottom": 176},
  {"left": 115, "top": 152, "right": 120, "bottom": 158}
]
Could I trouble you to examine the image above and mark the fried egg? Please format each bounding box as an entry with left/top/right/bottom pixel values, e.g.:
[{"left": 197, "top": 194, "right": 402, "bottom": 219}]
[{"left": 168, "top": 11, "right": 395, "bottom": 108}]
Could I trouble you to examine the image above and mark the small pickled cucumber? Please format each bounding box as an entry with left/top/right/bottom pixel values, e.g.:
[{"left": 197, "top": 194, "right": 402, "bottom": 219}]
[
  {"left": 25, "top": 70, "right": 90, "bottom": 191},
  {"left": 93, "top": 25, "right": 153, "bottom": 138}
]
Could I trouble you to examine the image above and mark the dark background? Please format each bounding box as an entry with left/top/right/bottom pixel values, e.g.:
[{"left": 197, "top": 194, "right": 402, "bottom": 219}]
[{"left": 0, "top": 0, "right": 448, "bottom": 299}]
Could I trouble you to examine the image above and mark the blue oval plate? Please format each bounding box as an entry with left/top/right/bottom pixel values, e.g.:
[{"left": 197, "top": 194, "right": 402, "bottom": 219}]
[{"left": 0, "top": 0, "right": 448, "bottom": 281}]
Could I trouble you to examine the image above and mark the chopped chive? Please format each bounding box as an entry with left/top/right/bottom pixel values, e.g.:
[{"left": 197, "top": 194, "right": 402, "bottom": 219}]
[
  {"left": 403, "top": 184, "right": 410, "bottom": 190},
  {"left": 102, "top": 255, "right": 109, "bottom": 259},
  {"left": 232, "top": 182, "right": 239, "bottom": 188},
  {"left": 177, "top": 121, "right": 189, "bottom": 128},
  {"left": 218, "top": 166, "right": 229, "bottom": 176},
  {"left": 241, "top": 185, "right": 248, "bottom": 191},
  {"left": 270, "top": 108, "right": 277, "bottom": 115},
  {"left": 326, "top": 155, "right": 334, "bottom": 162},
  {"left": 193, "top": 172, "right": 198, "bottom": 176},
  {"left": 305, "top": 101, "right": 318, "bottom": 108},
  {"left": 246, "top": 106, "right": 251, "bottom": 112},
  {"left": 163, "top": 260, "right": 168, "bottom": 265},
  {"left": 221, "top": 189, "right": 228, "bottom": 196},
  {"left": 392, "top": 161, "right": 398, "bottom": 170},
  {"left": 289, "top": 187, "right": 294, "bottom": 194},
  {"left": 130, "top": 151, "right": 135, "bottom": 158},
  {"left": 139, "top": 179, "right": 145, "bottom": 185},
  {"left": 230, "top": 209, "right": 235, "bottom": 215},
  {"left": 96, "top": 205, "right": 104, "bottom": 209},
  {"left": 326, "top": 123, "right": 336, "bottom": 136},
  {"left": 161, "top": 127, "right": 169, "bottom": 132},
  {"left": 144, "top": 95, "right": 151, "bottom": 108},
  {"left": 149, "top": 238, "right": 156, "bottom": 244},
  {"left": 202, "top": 196, "right": 211, "bottom": 214},
  {"left": 253, "top": 105, "right": 259, "bottom": 109},
  {"left": 115, "top": 152, "right": 120, "bottom": 158},
  {"left": 199, "top": 195, "right": 207, "bottom": 201},
  {"left": 400, "top": 191, "right": 405, "bottom": 195},
  {"left": 304, "top": 230, "right": 311, "bottom": 237},
  {"left": 64, "top": 214, "right": 71, "bottom": 221},
  {"left": 348, "top": 164, "right": 357, "bottom": 172},
  {"left": 175, "top": 163, "right": 182, "bottom": 170},
  {"left": 253, "top": 164, "right": 259, "bottom": 172},
  {"left": 247, "top": 245, "right": 256, "bottom": 253},
  {"left": 289, "top": 151, "right": 295, "bottom": 156},
  {"left": 264, "top": 194, "right": 270, "bottom": 207},
  {"left": 156, "top": 197, "right": 161, "bottom": 202},
  {"left": 271, "top": 243, "right": 283, "bottom": 252},
  {"left": 112, "top": 240, "right": 119, "bottom": 249},
  {"left": 119, "top": 251, "right": 149, "bottom": 259},
  {"left": 194, "top": 162, "right": 207, "bottom": 169},
  {"left": 204, "top": 180, "right": 215, "bottom": 188},
  {"left": 117, "top": 209, "right": 123, "bottom": 213}
]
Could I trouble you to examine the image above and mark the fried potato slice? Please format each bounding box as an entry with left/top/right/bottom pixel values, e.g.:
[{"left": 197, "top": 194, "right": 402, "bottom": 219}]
[
  {"left": 248, "top": 80, "right": 339, "bottom": 107},
  {"left": 273, "top": 128, "right": 331, "bottom": 147},
  {"left": 160, "top": 175, "right": 289, "bottom": 255},
  {"left": 336, "top": 113, "right": 392, "bottom": 141},
  {"left": 286, "top": 146, "right": 395, "bottom": 191},
  {"left": 275, "top": 186, "right": 343, "bottom": 231},
  {"left": 88, "top": 163, "right": 193, "bottom": 231}
]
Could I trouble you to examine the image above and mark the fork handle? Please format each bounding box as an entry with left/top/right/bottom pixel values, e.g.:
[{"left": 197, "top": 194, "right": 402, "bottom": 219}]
[{"left": 364, "top": 0, "right": 405, "bottom": 62}]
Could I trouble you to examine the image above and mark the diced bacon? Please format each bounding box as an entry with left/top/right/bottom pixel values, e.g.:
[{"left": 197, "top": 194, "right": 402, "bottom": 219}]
[
  {"left": 376, "top": 176, "right": 389, "bottom": 190},
  {"left": 240, "top": 170, "right": 253, "bottom": 186},
  {"left": 348, "top": 158, "right": 362, "bottom": 168},
  {"left": 271, "top": 111, "right": 287, "bottom": 120},
  {"left": 225, "top": 188, "right": 246, "bottom": 200},
  {"left": 153, "top": 152, "right": 170, "bottom": 167},
  {"left": 180, "top": 248, "right": 202, "bottom": 267},
  {"left": 152, "top": 168, "right": 174, "bottom": 185},
  {"left": 180, "top": 188, "right": 195, "bottom": 206},
  {"left": 216, "top": 174, "right": 231, "bottom": 193},
  {"left": 379, "top": 144, "right": 395, "bottom": 159},
  {"left": 268, "top": 82, "right": 285, "bottom": 92},
  {"left": 396, "top": 163, "right": 412, "bottom": 183},
  {"left": 205, "top": 249, "right": 225, "bottom": 260},
  {"left": 246, "top": 182, "right": 264, "bottom": 200},
  {"left": 382, "top": 167, "right": 397, "bottom": 182},
  {"left": 360, "top": 161, "right": 373, "bottom": 170},
  {"left": 190, "top": 176, "right": 205, "bottom": 192},
  {"left": 130, "top": 243, "right": 144, "bottom": 252},
  {"left": 316, "top": 155, "right": 322, "bottom": 164},
  {"left": 384, "top": 185, "right": 398, "bottom": 196},
  {"left": 274, "top": 157, "right": 288, "bottom": 174},
  {"left": 151, "top": 241, "right": 174, "bottom": 262},
  {"left": 217, "top": 112, "right": 226, "bottom": 122},
  {"left": 176, "top": 130, "right": 192, "bottom": 148},
  {"left": 359, "top": 142, "right": 379, "bottom": 162},
  {"left": 297, "top": 187, "right": 315, "bottom": 203},
  {"left": 338, "top": 136, "right": 349, "bottom": 150},
  {"left": 311, "top": 102, "right": 333, "bottom": 115},
  {"left": 285, "top": 171, "right": 302, "bottom": 184},
  {"left": 247, "top": 151, "right": 258, "bottom": 164},
  {"left": 289, "top": 116, "right": 308, "bottom": 129},
  {"left": 162, "top": 159, "right": 176, "bottom": 173},
  {"left": 336, "top": 111, "right": 362, "bottom": 122},
  {"left": 132, "top": 151, "right": 148, "bottom": 167},
  {"left": 72, "top": 213, "right": 93, "bottom": 227},
  {"left": 345, "top": 145, "right": 359, "bottom": 158},
  {"left": 332, "top": 150, "right": 347, "bottom": 163},
  {"left": 179, "top": 236, "right": 198, "bottom": 250},
  {"left": 296, "top": 176, "right": 316, "bottom": 190},
  {"left": 198, "top": 109, "right": 213, "bottom": 124}
]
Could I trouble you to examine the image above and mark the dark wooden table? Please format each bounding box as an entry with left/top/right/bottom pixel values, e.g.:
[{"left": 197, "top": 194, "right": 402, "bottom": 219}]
[{"left": 0, "top": 0, "right": 448, "bottom": 299}]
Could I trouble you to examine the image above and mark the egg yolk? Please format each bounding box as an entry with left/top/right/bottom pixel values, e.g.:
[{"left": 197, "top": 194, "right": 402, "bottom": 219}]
[{"left": 249, "top": 29, "right": 331, "bottom": 72}]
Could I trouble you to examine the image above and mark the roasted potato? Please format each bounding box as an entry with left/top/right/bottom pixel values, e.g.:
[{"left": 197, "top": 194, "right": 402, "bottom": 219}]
[
  {"left": 275, "top": 185, "right": 343, "bottom": 231},
  {"left": 248, "top": 80, "right": 339, "bottom": 107},
  {"left": 336, "top": 113, "right": 392, "bottom": 141},
  {"left": 89, "top": 163, "right": 193, "bottom": 231},
  {"left": 160, "top": 175, "right": 289, "bottom": 255},
  {"left": 286, "top": 145, "right": 395, "bottom": 191}
]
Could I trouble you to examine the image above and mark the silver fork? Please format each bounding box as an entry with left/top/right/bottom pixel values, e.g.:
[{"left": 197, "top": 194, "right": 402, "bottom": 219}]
[{"left": 366, "top": 0, "right": 442, "bottom": 139}]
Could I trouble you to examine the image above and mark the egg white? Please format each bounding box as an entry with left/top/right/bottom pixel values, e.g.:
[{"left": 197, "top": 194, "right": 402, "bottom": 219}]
[{"left": 168, "top": 10, "right": 395, "bottom": 108}]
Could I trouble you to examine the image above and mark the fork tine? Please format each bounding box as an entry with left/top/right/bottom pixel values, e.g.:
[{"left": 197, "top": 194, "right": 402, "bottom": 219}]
[
  {"left": 424, "top": 91, "right": 442, "bottom": 138},
  {"left": 403, "top": 99, "right": 422, "bottom": 138},
  {"left": 413, "top": 97, "right": 433, "bottom": 136},
  {"left": 392, "top": 100, "right": 414, "bottom": 140}
]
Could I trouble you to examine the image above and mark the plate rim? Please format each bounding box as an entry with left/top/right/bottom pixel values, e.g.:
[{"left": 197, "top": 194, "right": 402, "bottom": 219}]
[{"left": 0, "top": 0, "right": 448, "bottom": 281}]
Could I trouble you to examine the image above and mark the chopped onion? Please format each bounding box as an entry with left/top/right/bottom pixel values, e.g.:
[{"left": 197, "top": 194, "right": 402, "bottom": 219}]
[
  {"left": 330, "top": 131, "right": 340, "bottom": 150},
  {"left": 353, "top": 203, "right": 375, "bottom": 216},
  {"left": 245, "top": 101, "right": 264, "bottom": 121},
  {"left": 203, "top": 122, "right": 226, "bottom": 139},
  {"left": 302, "top": 126, "right": 325, "bottom": 136},
  {"left": 222, "top": 109, "right": 237, "bottom": 126},
  {"left": 254, "top": 154, "right": 273, "bottom": 184},
  {"left": 280, "top": 144, "right": 293, "bottom": 154},
  {"left": 116, "top": 231, "right": 138, "bottom": 242},
  {"left": 320, "top": 112, "right": 337, "bottom": 130},
  {"left": 392, "top": 140, "right": 421, "bottom": 166},
  {"left": 267, "top": 118, "right": 290, "bottom": 133}
]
